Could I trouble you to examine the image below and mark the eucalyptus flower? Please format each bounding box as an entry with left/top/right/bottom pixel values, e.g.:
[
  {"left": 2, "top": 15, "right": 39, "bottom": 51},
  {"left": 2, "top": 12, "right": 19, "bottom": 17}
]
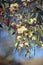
[
  {"left": 11, "top": 22, "right": 15, "bottom": 26},
  {"left": 27, "top": 0, "right": 30, "bottom": 2},
  {"left": 23, "top": 2, "right": 27, "bottom": 6},
  {"left": 32, "top": 36, "right": 36, "bottom": 41},
  {"left": 10, "top": 3, "right": 19, "bottom": 12},
  {"left": 17, "top": 36, "right": 22, "bottom": 41},
  {"left": 25, "top": 42, "right": 29, "bottom": 46},
  {"left": 17, "top": 44, "right": 23, "bottom": 51},
  {"left": 29, "top": 18, "right": 34, "bottom": 24},
  {"left": 33, "top": 18, "right": 37, "bottom": 23},
  {"left": 17, "top": 26, "right": 28, "bottom": 34},
  {"left": 10, "top": 3, "right": 19, "bottom": 8},
  {"left": 29, "top": 31, "right": 33, "bottom": 38},
  {"left": 17, "top": 22, "right": 22, "bottom": 28},
  {"left": 29, "top": 18, "right": 37, "bottom": 24},
  {"left": 40, "top": 44, "right": 43, "bottom": 50},
  {"left": 18, "top": 15, "right": 22, "bottom": 19},
  {"left": 19, "top": 43, "right": 23, "bottom": 48},
  {"left": 1, "top": 0, "right": 43, "bottom": 58}
]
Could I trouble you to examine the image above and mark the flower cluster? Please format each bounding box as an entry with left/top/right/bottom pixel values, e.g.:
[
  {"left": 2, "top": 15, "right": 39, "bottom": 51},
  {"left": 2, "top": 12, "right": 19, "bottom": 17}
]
[{"left": 0, "top": 0, "right": 43, "bottom": 56}]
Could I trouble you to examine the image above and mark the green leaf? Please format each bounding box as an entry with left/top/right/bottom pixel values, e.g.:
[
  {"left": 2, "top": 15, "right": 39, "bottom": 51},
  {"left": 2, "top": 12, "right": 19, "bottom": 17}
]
[
  {"left": 27, "top": 10, "right": 30, "bottom": 23},
  {"left": 35, "top": 39, "right": 42, "bottom": 46},
  {"left": 4, "top": 3, "right": 9, "bottom": 8},
  {"left": 1, "top": 3, "right": 4, "bottom": 8},
  {"left": 35, "top": 12, "right": 39, "bottom": 19}
]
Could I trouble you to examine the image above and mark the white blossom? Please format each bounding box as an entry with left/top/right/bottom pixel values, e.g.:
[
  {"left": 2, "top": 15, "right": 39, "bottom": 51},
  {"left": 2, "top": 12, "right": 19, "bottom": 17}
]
[
  {"left": 17, "top": 36, "right": 22, "bottom": 41},
  {"left": 25, "top": 42, "right": 29, "bottom": 46},
  {"left": 32, "top": 36, "right": 36, "bottom": 40},
  {"left": 17, "top": 26, "right": 28, "bottom": 34},
  {"left": 19, "top": 44, "right": 23, "bottom": 47}
]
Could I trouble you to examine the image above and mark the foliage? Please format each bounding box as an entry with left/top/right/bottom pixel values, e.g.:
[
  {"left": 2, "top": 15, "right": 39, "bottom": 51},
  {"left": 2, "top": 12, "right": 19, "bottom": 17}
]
[{"left": 0, "top": 0, "right": 43, "bottom": 58}]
